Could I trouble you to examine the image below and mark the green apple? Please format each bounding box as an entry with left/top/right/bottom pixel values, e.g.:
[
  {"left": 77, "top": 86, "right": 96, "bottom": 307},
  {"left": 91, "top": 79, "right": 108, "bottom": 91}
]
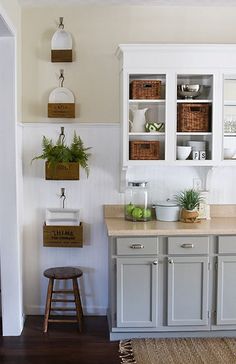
[
  {"left": 125, "top": 203, "right": 135, "bottom": 216},
  {"left": 132, "top": 207, "right": 143, "bottom": 220},
  {"left": 142, "top": 208, "right": 151, "bottom": 219}
]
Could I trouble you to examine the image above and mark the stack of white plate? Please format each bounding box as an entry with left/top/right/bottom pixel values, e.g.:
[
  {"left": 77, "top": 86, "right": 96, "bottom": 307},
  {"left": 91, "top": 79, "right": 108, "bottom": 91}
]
[{"left": 187, "top": 141, "right": 206, "bottom": 151}]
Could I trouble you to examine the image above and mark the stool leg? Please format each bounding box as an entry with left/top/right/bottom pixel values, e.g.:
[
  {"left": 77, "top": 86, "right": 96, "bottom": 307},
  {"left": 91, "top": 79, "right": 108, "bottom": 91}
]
[
  {"left": 72, "top": 278, "right": 83, "bottom": 332},
  {"left": 43, "top": 278, "right": 54, "bottom": 333}
]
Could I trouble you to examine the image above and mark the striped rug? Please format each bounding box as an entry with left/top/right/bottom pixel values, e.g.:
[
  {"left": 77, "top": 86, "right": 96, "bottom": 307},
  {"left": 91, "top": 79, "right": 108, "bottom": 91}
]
[{"left": 119, "top": 338, "right": 236, "bottom": 364}]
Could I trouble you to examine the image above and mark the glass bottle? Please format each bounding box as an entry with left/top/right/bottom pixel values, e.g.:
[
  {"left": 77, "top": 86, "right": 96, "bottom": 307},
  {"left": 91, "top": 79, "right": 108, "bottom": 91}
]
[{"left": 124, "top": 181, "right": 151, "bottom": 222}]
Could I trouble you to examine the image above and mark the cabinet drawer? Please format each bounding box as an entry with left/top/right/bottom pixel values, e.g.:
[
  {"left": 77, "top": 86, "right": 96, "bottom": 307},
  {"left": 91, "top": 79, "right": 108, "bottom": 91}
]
[
  {"left": 116, "top": 237, "right": 158, "bottom": 255},
  {"left": 168, "top": 236, "right": 209, "bottom": 255},
  {"left": 218, "top": 236, "right": 236, "bottom": 253}
]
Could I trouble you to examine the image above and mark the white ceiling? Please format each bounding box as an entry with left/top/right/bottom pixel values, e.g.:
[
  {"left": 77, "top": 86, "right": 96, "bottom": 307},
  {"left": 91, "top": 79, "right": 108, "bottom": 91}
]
[{"left": 18, "top": 0, "right": 236, "bottom": 6}]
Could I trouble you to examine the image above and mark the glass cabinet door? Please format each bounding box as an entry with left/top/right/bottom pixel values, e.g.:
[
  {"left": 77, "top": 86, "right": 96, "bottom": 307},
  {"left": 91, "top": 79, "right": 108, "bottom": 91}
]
[
  {"left": 223, "top": 75, "right": 236, "bottom": 161},
  {"left": 176, "top": 74, "right": 213, "bottom": 163},
  {"left": 128, "top": 74, "right": 166, "bottom": 162}
]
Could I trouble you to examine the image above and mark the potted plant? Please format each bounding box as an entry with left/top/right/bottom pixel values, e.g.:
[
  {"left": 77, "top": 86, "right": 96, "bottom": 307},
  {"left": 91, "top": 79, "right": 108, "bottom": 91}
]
[
  {"left": 32, "top": 131, "right": 91, "bottom": 180},
  {"left": 175, "top": 188, "right": 204, "bottom": 223}
]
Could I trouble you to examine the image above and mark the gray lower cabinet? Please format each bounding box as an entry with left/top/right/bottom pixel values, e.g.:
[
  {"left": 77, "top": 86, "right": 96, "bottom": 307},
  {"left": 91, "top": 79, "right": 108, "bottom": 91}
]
[
  {"left": 217, "top": 256, "right": 236, "bottom": 325},
  {"left": 216, "top": 236, "right": 236, "bottom": 325},
  {"left": 116, "top": 257, "right": 158, "bottom": 327},
  {"left": 167, "top": 256, "right": 209, "bottom": 326},
  {"left": 109, "top": 234, "right": 236, "bottom": 339}
]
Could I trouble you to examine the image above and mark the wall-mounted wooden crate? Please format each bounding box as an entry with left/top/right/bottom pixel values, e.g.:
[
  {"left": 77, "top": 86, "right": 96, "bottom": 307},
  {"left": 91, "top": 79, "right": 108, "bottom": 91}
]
[
  {"left": 48, "top": 103, "right": 75, "bottom": 118},
  {"left": 51, "top": 50, "right": 72, "bottom": 63},
  {"left": 45, "top": 162, "right": 80, "bottom": 180},
  {"left": 43, "top": 223, "right": 83, "bottom": 248}
]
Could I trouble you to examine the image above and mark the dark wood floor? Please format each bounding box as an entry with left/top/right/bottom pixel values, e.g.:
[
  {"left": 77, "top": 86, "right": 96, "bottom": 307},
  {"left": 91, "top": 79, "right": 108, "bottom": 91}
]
[{"left": 0, "top": 316, "right": 120, "bottom": 364}]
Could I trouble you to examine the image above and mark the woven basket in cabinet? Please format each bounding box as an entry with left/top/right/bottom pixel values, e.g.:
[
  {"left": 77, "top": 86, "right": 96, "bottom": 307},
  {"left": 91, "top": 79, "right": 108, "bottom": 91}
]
[
  {"left": 130, "top": 80, "right": 161, "bottom": 100},
  {"left": 177, "top": 103, "right": 211, "bottom": 132},
  {"left": 129, "top": 140, "right": 160, "bottom": 160}
]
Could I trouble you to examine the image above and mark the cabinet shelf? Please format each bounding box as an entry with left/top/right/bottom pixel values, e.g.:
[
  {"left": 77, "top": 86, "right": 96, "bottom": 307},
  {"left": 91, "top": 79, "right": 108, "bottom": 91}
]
[
  {"left": 175, "top": 160, "right": 213, "bottom": 166},
  {"left": 224, "top": 101, "right": 236, "bottom": 106},
  {"left": 224, "top": 133, "right": 236, "bottom": 137},
  {"left": 177, "top": 132, "right": 212, "bottom": 136},
  {"left": 129, "top": 132, "right": 165, "bottom": 136},
  {"left": 129, "top": 99, "right": 165, "bottom": 104},
  {"left": 177, "top": 99, "right": 212, "bottom": 103}
]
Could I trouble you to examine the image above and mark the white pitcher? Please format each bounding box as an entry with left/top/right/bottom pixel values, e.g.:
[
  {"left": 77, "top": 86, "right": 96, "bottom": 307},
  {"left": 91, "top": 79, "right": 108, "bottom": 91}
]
[{"left": 130, "top": 108, "right": 148, "bottom": 132}]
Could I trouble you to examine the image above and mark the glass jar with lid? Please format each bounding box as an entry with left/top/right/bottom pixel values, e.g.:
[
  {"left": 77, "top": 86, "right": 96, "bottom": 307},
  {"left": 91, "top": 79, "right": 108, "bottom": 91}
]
[{"left": 125, "top": 181, "right": 152, "bottom": 222}]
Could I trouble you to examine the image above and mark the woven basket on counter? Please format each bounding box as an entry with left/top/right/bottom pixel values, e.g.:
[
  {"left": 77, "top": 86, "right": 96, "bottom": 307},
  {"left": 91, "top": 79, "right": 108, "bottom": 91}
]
[
  {"left": 177, "top": 103, "right": 211, "bottom": 132},
  {"left": 129, "top": 140, "right": 160, "bottom": 160},
  {"left": 130, "top": 80, "right": 161, "bottom": 100}
]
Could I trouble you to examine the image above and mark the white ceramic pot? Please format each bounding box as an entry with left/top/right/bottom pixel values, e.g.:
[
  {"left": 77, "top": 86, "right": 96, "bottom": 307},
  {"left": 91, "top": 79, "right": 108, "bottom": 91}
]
[{"left": 153, "top": 201, "right": 180, "bottom": 222}]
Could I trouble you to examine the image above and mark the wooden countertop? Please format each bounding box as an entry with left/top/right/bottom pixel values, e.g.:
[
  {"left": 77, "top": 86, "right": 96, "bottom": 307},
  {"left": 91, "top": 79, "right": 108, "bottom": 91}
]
[
  {"left": 104, "top": 205, "right": 236, "bottom": 237},
  {"left": 105, "top": 217, "right": 236, "bottom": 236}
]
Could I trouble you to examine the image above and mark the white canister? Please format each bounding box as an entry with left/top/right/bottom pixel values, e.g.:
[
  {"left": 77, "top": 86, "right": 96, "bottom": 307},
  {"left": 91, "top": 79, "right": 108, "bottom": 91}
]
[{"left": 153, "top": 201, "right": 180, "bottom": 222}]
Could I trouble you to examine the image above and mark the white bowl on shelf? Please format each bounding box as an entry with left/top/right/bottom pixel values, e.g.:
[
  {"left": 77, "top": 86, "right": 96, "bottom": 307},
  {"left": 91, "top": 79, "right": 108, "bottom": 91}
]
[
  {"left": 177, "top": 146, "right": 192, "bottom": 160},
  {"left": 224, "top": 148, "right": 236, "bottom": 159}
]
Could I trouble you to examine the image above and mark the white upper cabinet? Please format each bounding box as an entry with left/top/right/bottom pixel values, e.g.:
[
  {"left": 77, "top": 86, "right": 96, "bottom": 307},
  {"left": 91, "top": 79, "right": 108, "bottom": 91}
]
[{"left": 116, "top": 44, "right": 236, "bottom": 167}]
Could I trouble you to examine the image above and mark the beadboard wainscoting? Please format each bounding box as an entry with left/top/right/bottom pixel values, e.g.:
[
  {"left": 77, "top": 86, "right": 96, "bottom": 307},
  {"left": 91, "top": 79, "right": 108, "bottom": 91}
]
[
  {"left": 22, "top": 123, "right": 122, "bottom": 315},
  {"left": 22, "top": 123, "right": 236, "bottom": 315}
]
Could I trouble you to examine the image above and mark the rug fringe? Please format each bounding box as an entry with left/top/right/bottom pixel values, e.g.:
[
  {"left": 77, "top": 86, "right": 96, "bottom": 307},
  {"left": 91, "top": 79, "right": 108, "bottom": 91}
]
[{"left": 119, "top": 340, "right": 136, "bottom": 363}]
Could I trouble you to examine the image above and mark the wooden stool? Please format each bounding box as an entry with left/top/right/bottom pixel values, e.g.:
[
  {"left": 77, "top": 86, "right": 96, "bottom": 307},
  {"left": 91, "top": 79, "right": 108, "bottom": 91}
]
[{"left": 43, "top": 266, "right": 83, "bottom": 333}]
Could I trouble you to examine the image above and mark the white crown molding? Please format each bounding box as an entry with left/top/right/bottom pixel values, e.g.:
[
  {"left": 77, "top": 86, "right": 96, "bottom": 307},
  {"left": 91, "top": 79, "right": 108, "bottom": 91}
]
[{"left": 18, "top": 0, "right": 236, "bottom": 7}]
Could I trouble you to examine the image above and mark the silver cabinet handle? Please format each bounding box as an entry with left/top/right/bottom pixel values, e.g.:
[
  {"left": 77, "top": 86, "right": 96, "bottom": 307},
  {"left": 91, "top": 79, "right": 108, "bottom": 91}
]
[
  {"left": 180, "top": 243, "right": 194, "bottom": 248},
  {"left": 168, "top": 259, "right": 174, "bottom": 264},
  {"left": 130, "top": 243, "right": 144, "bottom": 249},
  {"left": 153, "top": 261, "right": 158, "bottom": 265}
]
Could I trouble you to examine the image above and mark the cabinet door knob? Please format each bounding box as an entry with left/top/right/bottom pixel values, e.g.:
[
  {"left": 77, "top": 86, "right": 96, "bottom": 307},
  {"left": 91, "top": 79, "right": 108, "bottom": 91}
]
[
  {"left": 180, "top": 243, "right": 194, "bottom": 248},
  {"left": 168, "top": 259, "right": 174, "bottom": 264},
  {"left": 130, "top": 243, "right": 144, "bottom": 249},
  {"left": 153, "top": 261, "right": 158, "bottom": 265}
]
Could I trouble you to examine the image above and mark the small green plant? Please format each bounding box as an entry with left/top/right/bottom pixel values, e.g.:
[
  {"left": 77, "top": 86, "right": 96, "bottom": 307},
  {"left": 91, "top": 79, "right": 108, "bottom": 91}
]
[
  {"left": 175, "top": 189, "right": 203, "bottom": 211},
  {"left": 32, "top": 132, "right": 91, "bottom": 177}
]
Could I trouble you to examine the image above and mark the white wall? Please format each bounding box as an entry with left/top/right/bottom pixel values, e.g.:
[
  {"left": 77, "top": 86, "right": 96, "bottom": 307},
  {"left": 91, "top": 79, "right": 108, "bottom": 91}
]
[
  {"left": 22, "top": 5, "right": 236, "bottom": 123},
  {"left": 23, "top": 123, "right": 236, "bottom": 315},
  {"left": 0, "top": 0, "right": 21, "bottom": 121}
]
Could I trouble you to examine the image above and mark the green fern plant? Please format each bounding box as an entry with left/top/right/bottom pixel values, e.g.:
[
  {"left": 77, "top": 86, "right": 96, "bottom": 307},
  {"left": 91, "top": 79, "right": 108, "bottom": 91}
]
[
  {"left": 32, "top": 132, "right": 91, "bottom": 177},
  {"left": 175, "top": 189, "right": 203, "bottom": 211}
]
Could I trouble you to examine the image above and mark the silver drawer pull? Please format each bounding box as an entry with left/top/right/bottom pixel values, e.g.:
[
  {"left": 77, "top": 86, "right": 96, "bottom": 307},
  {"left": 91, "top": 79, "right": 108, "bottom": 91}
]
[
  {"left": 180, "top": 243, "right": 194, "bottom": 248},
  {"left": 130, "top": 243, "right": 144, "bottom": 249},
  {"left": 168, "top": 259, "right": 174, "bottom": 264},
  {"left": 153, "top": 261, "right": 158, "bottom": 265}
]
